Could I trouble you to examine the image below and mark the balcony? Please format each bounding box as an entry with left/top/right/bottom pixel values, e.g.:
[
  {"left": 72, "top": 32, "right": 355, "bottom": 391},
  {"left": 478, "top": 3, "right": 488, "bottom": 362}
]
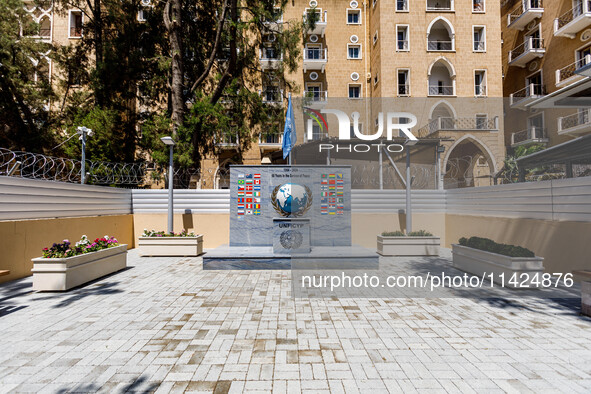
[
  {"left": 259, "top": 132, "right": 282, "bottom": 151},
  {"left": 554, "top": 1, "right": 591, "bottom": 39},
  {"left": 558, "top": 109, "right": 591, "bottom": 135},
  {"left": 556, "top": 55, "right": 591, "bottom": 86},
  {"left": 303, "top": 10, "right": 327, "bottom": 37},
  {"left": 303, "top": 48, "right": 327, "bottom": 72},
  {"left": 303, "top": 90, "right": 327, "bottom": 107},
  {"left": 417, "top": 116, "right": 498, "bottom": 138},
  {"left": 427, "top": 40, "right": 454, "bottom": 52},
  {"left": 259, "top": 48, "right": 282, "bottom": 70},
  {"left": 510, "top": 84, "right": 544, "bottom": 109},
  {"left": 216, "top": 132, "right": 239, "bottom": 149},
  {"left": 510, "top": 127, "right": 548, "bottom": 147},
  {"left": 508, "top": 37, "right": 545, "bottom": 68},
  {"left": 507, "top": 0, "right": 544, "bottom": 30},
  {"left": 260, "top": 89, "right": 283, "bottom": 106},
  {"left": 428, "top": 85, "right": 455, "bottom": 97},
  {"left": 262, "top": 11, "right": 283, "bottom": 31},
  {"left": 426, "top": 0, "right": 453, "bottom": 12}
]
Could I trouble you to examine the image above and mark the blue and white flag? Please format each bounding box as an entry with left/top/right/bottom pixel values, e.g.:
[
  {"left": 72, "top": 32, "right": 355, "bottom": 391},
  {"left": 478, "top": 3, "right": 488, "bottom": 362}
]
[{"left": 282, "top": 94, "right": 295, "bottom": 160}]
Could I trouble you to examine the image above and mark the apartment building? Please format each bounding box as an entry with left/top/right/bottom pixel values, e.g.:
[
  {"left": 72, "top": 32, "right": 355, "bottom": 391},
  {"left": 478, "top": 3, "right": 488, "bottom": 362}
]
[
  {"left": 502, "top": 0, "right": 591, "bottom": 152},
  {"left": 24, "top": 0, "right": 505, "bottom": 189}
]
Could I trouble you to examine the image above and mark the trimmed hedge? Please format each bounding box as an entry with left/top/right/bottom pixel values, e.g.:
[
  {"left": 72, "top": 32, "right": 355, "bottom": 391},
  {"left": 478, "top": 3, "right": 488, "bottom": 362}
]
[
  {"left": 458, "top": 236, "right": 535, "bottom": 258},
  {"left": 381, "top": 230, "right": 434, "bottom": 237}
]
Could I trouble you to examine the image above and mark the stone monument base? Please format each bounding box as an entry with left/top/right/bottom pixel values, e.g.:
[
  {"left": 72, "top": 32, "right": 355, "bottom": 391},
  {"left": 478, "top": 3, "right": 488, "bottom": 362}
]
[{"left": 202, "top": 245, "right": 379, "bottom": 270}]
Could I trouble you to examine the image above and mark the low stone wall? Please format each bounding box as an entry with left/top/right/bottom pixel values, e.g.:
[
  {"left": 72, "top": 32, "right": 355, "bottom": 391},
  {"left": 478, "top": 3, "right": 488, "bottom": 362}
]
[{"left": 0, "top": 214, "right": 134, "bottom": 284}]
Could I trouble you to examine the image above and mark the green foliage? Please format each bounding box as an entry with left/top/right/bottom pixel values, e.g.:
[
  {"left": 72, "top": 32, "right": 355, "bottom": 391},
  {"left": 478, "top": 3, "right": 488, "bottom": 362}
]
[
  {"left": 382, "top": 230, "right": 434, "bottom": 236},
  {"left": 408, "top": 230, "right": 434, "bottom": 237},
  {"left": 458, "top": 236, "right": 535, "bottom": 258},
  {"left": 381, "top": 231, "right": 406, "bottom": 236},
  {"left": 142, "top": 229, "right": 196, "bottom": 237},
  {"left": 0, "top": 0, "right": 56, "bottom": 151}
]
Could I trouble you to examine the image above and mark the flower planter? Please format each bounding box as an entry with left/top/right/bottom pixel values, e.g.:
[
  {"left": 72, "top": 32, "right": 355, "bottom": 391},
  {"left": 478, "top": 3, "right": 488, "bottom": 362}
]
[
  {"left": 377, "top": 236, "right": 440, "bottom": 256},
  {"left": 138, "top": 235, "right": 203, "bottom": 257},
  {"left": 573, "top": 271, "right": 591, "bottom": 317},
  {"left": 31, "top": 244, "right": 128, "bottom": 291},
  {"left": 452, "top": 244, "right": 544, "bottom": 288}
]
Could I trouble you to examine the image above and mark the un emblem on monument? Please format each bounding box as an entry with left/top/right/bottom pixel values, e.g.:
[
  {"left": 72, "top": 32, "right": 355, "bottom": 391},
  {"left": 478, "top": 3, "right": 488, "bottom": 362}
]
[
  {"left": 271, "top": 183, "right": 313, "bottom": 217},
  {"left": 279, "top": 230, "right": 304, "bottom": 250}
]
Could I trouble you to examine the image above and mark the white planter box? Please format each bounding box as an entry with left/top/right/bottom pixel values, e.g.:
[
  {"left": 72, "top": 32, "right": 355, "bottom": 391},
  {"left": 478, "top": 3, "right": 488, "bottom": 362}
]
[
  {"left": 452, "top": 244, "right": 544, "bottom": 288},
  {"left": 377, "top": 236, "right": 440, "bottom": 256},
  {"left": 138, "top": 235, "right": 203, "bottom": 257},
  {"left": 32, "top": 244, "right": 128, "bottom": 291}
]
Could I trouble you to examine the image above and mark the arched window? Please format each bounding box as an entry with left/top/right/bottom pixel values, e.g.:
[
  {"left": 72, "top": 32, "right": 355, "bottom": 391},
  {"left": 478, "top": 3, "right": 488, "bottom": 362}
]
[
  {"left": 427, "top": 58, "right": 456, "bottom": 96},
  {"left": 427, "top": 17, "right": 455, "bottom": 51}
]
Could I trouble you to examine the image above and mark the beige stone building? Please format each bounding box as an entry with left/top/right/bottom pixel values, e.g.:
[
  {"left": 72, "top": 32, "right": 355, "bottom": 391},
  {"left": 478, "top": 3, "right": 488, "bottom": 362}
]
[
  {"left": 501, "top": 0, "right": 591, "bottom": 154},
  {"left": 29, "top": 0, "right": 506, "bottom": 189}
]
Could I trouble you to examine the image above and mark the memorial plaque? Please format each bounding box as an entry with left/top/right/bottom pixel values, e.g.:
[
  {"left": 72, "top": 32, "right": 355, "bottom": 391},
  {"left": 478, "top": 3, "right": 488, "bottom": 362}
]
[{"left": 273, "top": 218, "right": 311, "bottom": 254}]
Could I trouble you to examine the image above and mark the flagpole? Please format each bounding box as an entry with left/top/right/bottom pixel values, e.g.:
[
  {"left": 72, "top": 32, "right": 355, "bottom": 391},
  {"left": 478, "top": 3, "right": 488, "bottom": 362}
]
[{"left": 288, "top": 93, "right": 292, "bottom": 166}]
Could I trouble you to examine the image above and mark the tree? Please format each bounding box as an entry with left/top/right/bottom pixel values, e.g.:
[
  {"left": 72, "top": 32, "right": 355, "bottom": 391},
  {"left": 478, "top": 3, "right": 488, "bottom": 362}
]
[{"left": 0, "top": 0, "right": 56, "bottom": 151}]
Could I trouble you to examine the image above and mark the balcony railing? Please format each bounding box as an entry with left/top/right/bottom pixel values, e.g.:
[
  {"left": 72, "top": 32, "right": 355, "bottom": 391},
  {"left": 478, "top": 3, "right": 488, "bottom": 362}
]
[
  {"left": 558, "top": 109, "right": 591, "bottom": 134},
  {"left": 398, "top": 84, "right": 410, "bottom": 96},
  {"left": 473, "top": 0, "right": 485, "bottom": 12},
  {"left": 510, "top": 84, "right": 544, "bottom": 107},
  {"left": 39, "top": 28, "right": 51, "bottom": 38},
  {"left": 510, "top": 127, "right": 547, "bottom": 147},
  {"left": 417, "top": 116, "right": 498, "bottom": 138},
  {"left": 303, "top": 10, "right": 327, "bottom": 36},
  {"left": 556, "top": 55, "right": 591, "bottom": 85},
  {"left": 216, "top": 133, "right": 239, "bottom": 147},
  {"left": 507, "top": 0, "right": 544, "bottom": 30},
  {"left": 260, "top": 89, "right": 283, "bottom": 105},
  {"left": 475, "top": 84, "right": 487, "bottom": 96},
  {"left": 426, "top": 1, "right": 453, "bottom": 11},
  {"left": 397, "top": 40, "right": 409, "bottom": 51},
  {"left": 303, "top": 48, "right": 327, "bottom": 72},
  {"left": 474, "top": 40, "right": 485, "bottom": 51},
  {"left": 259, "top": 132, "right": 282, "bottom": 145},
  {"left": 427, "top": 40, "right": 454, "bottom": 51},
  {"left": 259, "top": 48, "right": 282, "bottom": 69},
  {"left": 508, "top": 37, "right": 545, "bottom": 66},
  {"left": 554, "top": 0, "right": 591, "bottom": 38},
  {"left": 428, "top": 85, "right": 454, "bottom": 96},
  {"left": 396, "top": 0, "right": 408, "bottom": 11},
  {"left": 303, "top": 90, "right": 328, "bottom": 104},
  {"left": 69, "top": 27, "right": 82, "bottom": 38}
]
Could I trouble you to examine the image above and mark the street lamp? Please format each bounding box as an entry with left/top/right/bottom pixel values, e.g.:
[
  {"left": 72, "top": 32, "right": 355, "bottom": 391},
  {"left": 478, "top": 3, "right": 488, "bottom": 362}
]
[
  {"left": 161, "top": 136, "right": 176, "bottom": 234},
  {"left": 76, "top": 126, "right": 92, "bottom": 184}
]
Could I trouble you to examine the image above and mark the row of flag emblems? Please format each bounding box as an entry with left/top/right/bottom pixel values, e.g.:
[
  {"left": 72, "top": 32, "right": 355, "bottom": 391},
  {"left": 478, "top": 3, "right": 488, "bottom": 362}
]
[
  {"left": 238, "top": 174, "right": 262, "bottom": 216},
  {"left": 320, "top": 173, "right": 344, "bottom": 215}
]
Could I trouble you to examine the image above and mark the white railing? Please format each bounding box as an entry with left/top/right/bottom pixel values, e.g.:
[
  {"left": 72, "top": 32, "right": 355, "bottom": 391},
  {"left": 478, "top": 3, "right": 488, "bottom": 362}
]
[
  {"left": 303, "top": 90, "right": 328, "bottom": 102},
  {"left": 510, "top": 126, "right": 547, "bottom": 146},
  {"left": 475, "top": 84, "right": 487, "bottom": 96},
  {"left": 510, "top": 83, "right": 543, "bottom": 105},
  {"left": 427, "top": 40, "right": 454, "bottom": 51},
  {"left": 555, "top": 0, "right": 591, "bottom": 31},
  {"left": 474, "top": 40, "right": 485, "bottom": 51},
  {"left": 417, "top": 116, "right": 498, "bottom": 137},
  {"left": 259, "top": 133, "right": 282, "bottom": 145},
  {"left": 556, "top": 55, "right": 591, "bottom": 85},
  {"left": 397, "top": 39, "right": 409, "bottom": 51},
  {"left": 303, "top": 9, "right": 327, "bottom": 24},
  {"left": 304, "top": 48, "right": 327, "bottom": 61},
  {"left": 260, "top": 88, "right": 283, "bottom": 104},
  {"left": 509, "top": 37, "right": 544, "bottom": 63},
  {"left": 396, "top": 0, "right": 408, "bottom": 11},
  {"left": 473, "top": 0, "right": 485, "bottom": 12},
  {"left": 398, "top": 84, "right": 410, "bottom": 96},
  {"left": 508, "top": 0, "right": 544, "bottom": 26},
  {"left": 428, "top": 85, "right": 454, "bottom": 96},
  {"left": 259, "top": 48, "right": 281, "bottom": 61},
  {"left": 426, "top": 0, "right": 453, "bottom": 11},
  {"left": 558, "top": 109, "right": 591, "bottom": 132}
]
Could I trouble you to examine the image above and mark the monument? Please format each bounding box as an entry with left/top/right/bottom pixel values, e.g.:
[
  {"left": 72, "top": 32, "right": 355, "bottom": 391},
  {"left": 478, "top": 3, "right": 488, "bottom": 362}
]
[{"left": 203, "top": 165, "right": 379, "bottom": 269}]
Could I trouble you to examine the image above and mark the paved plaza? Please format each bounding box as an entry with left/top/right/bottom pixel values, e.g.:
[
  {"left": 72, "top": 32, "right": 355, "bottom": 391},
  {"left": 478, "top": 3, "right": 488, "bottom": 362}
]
[{"left": 1, "top": 250, "right": 590, "bottom": 393}]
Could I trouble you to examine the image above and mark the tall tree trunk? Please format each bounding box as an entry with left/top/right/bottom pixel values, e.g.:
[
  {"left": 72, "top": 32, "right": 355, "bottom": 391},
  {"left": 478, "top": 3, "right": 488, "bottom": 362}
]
[
  {"left": 94, "top": 0, "right": 104, "bottom": 106},
  {"left": 164, "top": 0, "right": 184, "bottom": 136}
]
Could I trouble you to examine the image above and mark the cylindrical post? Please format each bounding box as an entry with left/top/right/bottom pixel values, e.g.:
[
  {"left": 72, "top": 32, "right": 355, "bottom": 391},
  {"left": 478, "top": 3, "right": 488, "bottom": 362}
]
[
  {"left": 379, "top": 146, "right": 383, "bottom": 190},
  {"left": 168, "top": 144, "right": 174, "bottom": 233},
  {"left": 81, "top": 131, "right": 86, "bottom": 184},
  {"left": 405, "top": 147, "right": 412, "bottom": 234}
]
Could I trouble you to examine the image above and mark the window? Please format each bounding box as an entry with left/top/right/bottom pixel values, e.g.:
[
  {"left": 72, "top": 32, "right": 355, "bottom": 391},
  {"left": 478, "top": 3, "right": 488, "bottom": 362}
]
[
  {"left": 398, "top": 69, "right": 410, "bottom": 96},
  {"left": 473, "top": 26, "right": 486, "bottom": 52},
  {"left": 577, "top": 44, "right": 591, "bottom": 69},
  {"left": 397, "top": 25, "right": 409, "bottom": 51},
  {"left": 348, "top": 84, "right": 361, "bottom": 99},
  {"left": 347, "top": 44, "right": 361, "bottom": 59},
  {"left": 372, "top": 0, "right": 377, "bottom": 8},
  {"left": 347, "top": 9, "right": 361, "bottom": 24},
  {"left": 305, "top": 44, "right": 322, "bottom": 60},
  {"left": 473, "top": 0, "right": 485, "bottom": 12},
  {"left": 374, "top": 72, "right": 379, "bottom": 85},
  {"left": 373, "top": 31, "right": 378, "bottom": 45},
  {"left": 262, "top": 45, "right": 280, "bottom": 59},
  {"left": 349, "top": 123, "right": 362, "bottom": 138},
  {"left": 396, "top": 0, "right": 408, "bottom": 12},
  {"left": 474, "top": 70, "right": 486, "bottom": 96},
  {"left": 138, "top": 9, "right": 148, "bottom": 21},
  {"left": 475, "top": 114, "right": 488, "bottom": 129},
  {"left": 69, "top": 10, "right": 83, "bottom": 38},
  {"left": 526, "top": 71, "right": 543, "bottom": 96}
]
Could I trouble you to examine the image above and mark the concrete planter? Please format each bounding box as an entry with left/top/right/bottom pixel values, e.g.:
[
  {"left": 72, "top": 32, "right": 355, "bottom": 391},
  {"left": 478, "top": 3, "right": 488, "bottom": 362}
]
[
  {"left": 377, "top": 236, "right": 440, "bottom": 256},
  {"left": 452, "top": 244, "right": 544, "bottom": 288},
  {"left": 32, "top": 244, "right": 128, "bottom": 291},
  {"left": 138, "top": 235, "right": 203, "bottom": 257}
]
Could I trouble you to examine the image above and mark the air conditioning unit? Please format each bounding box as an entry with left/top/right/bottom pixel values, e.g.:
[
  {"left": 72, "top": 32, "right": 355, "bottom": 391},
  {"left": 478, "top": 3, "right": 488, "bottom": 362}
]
[{"left": 141, "top": 0, "right": 151, "bottom": 6}]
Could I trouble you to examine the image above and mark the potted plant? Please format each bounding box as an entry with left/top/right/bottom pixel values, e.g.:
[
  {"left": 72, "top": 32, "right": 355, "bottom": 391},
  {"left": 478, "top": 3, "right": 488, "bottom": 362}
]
[
  {"left": 452, "top": 237, "right": 545, "bottom": 288},
  {"left": 138, "top": 229, "right": 203, "bottom": 257},
  {"left": 377, "top": 230, "right": 440, "bottom": 256},
  {"left": 32, "top": 235, "right": 127, "bottom": 291}
]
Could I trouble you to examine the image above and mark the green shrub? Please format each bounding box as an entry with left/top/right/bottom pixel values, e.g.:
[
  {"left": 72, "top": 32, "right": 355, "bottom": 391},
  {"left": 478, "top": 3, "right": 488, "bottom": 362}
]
[
  {"left": 381, "top": 230, "right": 434, "bottom": 237},
  {"left": 458, "top": 236, "right": 535, "bottom": 258}
]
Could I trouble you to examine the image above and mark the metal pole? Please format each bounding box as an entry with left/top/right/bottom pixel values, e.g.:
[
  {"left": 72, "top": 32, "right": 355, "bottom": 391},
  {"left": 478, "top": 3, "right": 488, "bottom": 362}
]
[
  {"left": 168, "top": 144, "right": 174, "bottom": 233},
  {"left": 81, "top": 130, "right": 86, "bottom": 184},
  {"left": 436, "top": 146, "right": 441, "bottom": 190},
  {"left": 379, "top": 145, "right": 383, "bottom": 190},
  {"left": 405, "top": 147, "right": 412, "bottom": 234}
]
